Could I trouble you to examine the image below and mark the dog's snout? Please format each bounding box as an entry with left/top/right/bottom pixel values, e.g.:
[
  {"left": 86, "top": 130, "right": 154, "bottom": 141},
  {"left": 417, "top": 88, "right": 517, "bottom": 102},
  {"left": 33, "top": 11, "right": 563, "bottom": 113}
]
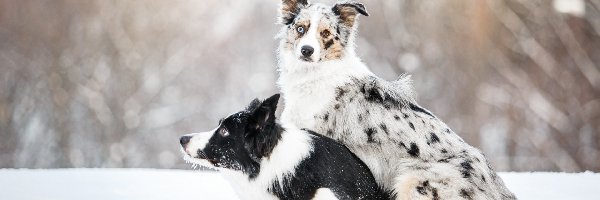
[
  {"left": 301, "top": 45, "right": 314, "bottom": 57},
  {"left": 180, "top": 136, "right": 191, "bottom": 147}
]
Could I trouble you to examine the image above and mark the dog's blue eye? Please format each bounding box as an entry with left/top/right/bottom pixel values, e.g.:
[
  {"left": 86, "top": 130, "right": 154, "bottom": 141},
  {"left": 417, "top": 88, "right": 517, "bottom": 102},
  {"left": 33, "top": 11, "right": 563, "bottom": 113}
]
[{"left": 297, "top": 26, "right": 304, "bottom": 34}]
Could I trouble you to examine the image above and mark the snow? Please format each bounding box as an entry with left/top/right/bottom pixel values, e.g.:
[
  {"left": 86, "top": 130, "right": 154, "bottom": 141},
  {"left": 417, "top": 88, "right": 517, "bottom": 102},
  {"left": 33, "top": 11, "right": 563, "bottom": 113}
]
[
  {"left": 0, "top": 168, "right": 238, "bottom": 200},
  {"left": 0, "top": 169, "right": 598, "bottom": 200},
  {"left": 500, "top": 171, "right": 600, "bottom": 200}
]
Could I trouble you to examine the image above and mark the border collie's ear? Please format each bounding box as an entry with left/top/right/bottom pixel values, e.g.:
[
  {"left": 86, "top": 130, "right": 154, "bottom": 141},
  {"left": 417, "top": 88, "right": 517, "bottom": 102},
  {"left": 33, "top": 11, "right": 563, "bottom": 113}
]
[
  {"left": 332, "top": 2, "right": 369, "bottom": 27},
  {"left": 247, "top": 94, "right": 280, "bottom": 134},
  {"left": 280, "top": 0, "right": 309, "bottom": 25},
  {"left": 262, "top": 94, "right": 281, "bottom": 110},
  {"left": 246, "top": 98, "right": 262, "bottom": 112}
]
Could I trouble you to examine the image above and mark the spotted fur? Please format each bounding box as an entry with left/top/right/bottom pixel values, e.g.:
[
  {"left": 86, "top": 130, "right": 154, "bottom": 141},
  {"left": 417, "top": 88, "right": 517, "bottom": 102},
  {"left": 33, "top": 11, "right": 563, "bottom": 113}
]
[{"left": 276, "top": 1, "right": 516, "bottom": 199}]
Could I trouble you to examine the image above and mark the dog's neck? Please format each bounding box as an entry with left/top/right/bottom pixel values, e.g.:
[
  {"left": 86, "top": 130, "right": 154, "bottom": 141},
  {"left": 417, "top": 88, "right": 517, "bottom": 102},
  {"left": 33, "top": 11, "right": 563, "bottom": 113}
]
[
  {"left": 276, "top": 49, "right": 374, "bottom": 90},
  {"left": 240, "top": 122, "right": 283, "bottom": 178},
  {"left": 254, "top": 123, "right": 312, "bottom": 175},
  {"left": 220, "top": 125, "right": 313, "bottom": 198}
]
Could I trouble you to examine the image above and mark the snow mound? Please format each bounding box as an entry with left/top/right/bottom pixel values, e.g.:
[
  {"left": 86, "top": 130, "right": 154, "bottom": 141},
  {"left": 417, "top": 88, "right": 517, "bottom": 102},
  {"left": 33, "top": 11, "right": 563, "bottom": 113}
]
[{"left": 1, "top": 169, "right": 598, "bottom": 200}]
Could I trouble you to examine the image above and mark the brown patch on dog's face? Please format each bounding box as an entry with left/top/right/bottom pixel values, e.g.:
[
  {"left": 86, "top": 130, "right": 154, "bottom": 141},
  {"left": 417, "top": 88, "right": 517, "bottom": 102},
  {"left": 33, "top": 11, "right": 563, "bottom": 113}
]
[{"left": 317, "top": 22, "right": 343, "bottom": 61}]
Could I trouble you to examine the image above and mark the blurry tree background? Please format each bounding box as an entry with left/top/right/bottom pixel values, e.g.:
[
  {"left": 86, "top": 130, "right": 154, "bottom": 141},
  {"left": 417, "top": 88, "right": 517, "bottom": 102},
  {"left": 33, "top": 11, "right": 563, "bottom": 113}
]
[{"left": 1, "top": 0, "right": 599, "bottom": 171}]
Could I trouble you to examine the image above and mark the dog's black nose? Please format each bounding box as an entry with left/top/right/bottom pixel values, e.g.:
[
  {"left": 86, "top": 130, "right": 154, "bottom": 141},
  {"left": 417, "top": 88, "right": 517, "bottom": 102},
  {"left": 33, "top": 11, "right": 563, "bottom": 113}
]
[
  {"left": 301, "top": 45, "right": 314, "bottom": 57},
  {"left": 180, "top": 136, "right": 191, "bottom": 147}
]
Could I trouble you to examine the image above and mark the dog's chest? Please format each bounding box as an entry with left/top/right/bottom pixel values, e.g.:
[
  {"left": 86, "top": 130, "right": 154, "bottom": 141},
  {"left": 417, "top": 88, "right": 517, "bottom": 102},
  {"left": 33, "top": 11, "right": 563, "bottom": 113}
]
[
  {"left": 220, "top": 171, "right": 280, "bottom": 200},
  {"left": 281, "top": 82, "right": 335, "bottom": 129}
]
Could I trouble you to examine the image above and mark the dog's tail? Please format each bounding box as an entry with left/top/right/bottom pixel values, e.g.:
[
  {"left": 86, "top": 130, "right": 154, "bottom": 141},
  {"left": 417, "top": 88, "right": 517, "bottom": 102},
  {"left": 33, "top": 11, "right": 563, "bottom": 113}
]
[
  {"left": 392, "top": 73, "right": 416, "bottom": 104},
  {"left": 364, "top": 73, "right": 416, "bottom": 106}
]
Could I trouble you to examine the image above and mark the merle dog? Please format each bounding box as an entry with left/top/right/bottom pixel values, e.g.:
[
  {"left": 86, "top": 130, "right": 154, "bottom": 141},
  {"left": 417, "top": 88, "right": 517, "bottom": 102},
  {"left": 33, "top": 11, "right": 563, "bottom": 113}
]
[{"left": 276, "top": 0, "right": 516, "bottom": 199}]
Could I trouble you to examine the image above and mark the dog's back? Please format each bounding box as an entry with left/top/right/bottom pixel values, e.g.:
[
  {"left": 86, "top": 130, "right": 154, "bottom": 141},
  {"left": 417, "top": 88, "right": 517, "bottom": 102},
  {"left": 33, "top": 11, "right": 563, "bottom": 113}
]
[
  {"left": 283, "top": 74, "right": 517, "bottom": 199},
  {"left": 267, "top": 129, "right": 392, "bottom": 200}
]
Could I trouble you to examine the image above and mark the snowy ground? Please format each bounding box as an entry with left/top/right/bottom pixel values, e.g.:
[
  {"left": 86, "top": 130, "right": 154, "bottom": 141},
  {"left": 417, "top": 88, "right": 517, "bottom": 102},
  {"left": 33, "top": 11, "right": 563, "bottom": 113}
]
[{"left": 1, "top": 169, "right": 598, "bottom": 200}]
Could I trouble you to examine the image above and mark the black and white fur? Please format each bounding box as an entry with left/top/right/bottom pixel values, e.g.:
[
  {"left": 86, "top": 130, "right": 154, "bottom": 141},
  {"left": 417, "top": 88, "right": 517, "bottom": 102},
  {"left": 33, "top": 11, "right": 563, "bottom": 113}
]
[
  {"left": 276, "top": 0, "right": 516, "bottom": 199},
  {"left": 180, "top": 94, "right": 392, "bottom": 200}
]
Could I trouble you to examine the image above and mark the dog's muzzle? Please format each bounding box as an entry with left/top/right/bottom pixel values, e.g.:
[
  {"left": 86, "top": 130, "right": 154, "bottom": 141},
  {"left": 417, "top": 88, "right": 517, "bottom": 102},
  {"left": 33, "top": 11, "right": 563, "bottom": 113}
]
[
  {"left": 180, "top": 135, "right": 191, "bottom": 148},
  {"left": 301, "top": 45, "right": 314, "bottom": 57},
  {"left": 300, "top": 45, "right": 314, "bottom": 61}
]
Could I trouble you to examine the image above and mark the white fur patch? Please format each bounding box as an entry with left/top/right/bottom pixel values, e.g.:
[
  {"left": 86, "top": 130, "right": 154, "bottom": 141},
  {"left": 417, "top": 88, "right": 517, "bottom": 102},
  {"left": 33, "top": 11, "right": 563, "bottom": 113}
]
[
  {"left": 219, "top": 170, "right": 280, "bottom": 200},
  {"left": 296, "top": 12, "right": 323, "bottom": 61},
  {"left": 252, "top": 126, "right": 314, "bottom": 191},
  {"left": 312, "top": 188, "right": 339, "bottom": 200},
  {"left": 182, "top": 128, "right": 216, "bottom": 158}
]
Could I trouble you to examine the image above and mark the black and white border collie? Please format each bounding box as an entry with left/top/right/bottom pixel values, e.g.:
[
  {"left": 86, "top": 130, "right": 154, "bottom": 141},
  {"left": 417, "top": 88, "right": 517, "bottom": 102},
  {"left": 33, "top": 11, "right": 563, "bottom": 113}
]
[
  {"left": 180, "top": 94, "right": 391, "bottom": 200},
  {"left": 276, "top": 0, "right": 516, "bottom": 199}
]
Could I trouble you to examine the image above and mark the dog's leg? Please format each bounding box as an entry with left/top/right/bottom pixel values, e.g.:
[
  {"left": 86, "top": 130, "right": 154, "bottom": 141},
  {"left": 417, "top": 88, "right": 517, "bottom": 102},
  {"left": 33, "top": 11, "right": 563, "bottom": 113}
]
[
  {"left": 394, "top": 174, "right": 432, "bottom": 200},
  {"left": 392, "top": 163, "right": 485, "bottom": 200}
]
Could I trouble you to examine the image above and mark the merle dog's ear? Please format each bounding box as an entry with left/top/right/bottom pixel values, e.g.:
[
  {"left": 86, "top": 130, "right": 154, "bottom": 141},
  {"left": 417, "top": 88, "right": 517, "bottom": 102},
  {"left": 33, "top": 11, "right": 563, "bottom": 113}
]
[
  {"left": 280, "top": 0, "right": 309, "bottom": 25},
  {"left": 247, "top": 94, "right": 280, "bottom": 134},
  {"left": 332, "top": 2, "right": 369, "bottom": 28}
]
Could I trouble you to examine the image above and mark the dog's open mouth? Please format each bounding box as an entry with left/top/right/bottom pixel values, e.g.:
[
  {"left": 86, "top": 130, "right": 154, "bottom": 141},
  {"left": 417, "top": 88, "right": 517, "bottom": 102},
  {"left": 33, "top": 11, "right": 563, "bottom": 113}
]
[
  {"left": 181, "top": 148, "right": 219, "bottom": 169},
  {"left": 194, "top": 150, "right": 220, "bottom": 164},
  {"left": 196, "top": 149, "right": 208, "bottom": 159}
]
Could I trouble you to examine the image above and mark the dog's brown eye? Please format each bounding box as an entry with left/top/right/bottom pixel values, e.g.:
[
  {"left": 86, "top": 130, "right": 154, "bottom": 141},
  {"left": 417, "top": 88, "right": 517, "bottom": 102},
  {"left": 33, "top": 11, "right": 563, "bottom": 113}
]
[
  {"left": 218, "top": 128, "right": 229, "bottom": 136},
  {"left": 297, "top": 26, "right": 305, "bottom": 34},
  {"left": 321, "top": 30, "right": 330, "bottom": 38}
]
